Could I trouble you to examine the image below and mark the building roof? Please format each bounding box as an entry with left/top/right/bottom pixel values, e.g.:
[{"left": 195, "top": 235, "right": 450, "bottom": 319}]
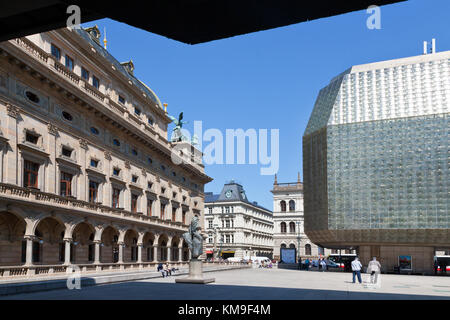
[
  {"left": 74, "top": 26, "right": 163, "bottom": 109},
  {"left": 0, "top": 1, "right": 405, "bottom": 44},
  {"left": 205, "top": 181, "right": 272, "bottom": 213}
]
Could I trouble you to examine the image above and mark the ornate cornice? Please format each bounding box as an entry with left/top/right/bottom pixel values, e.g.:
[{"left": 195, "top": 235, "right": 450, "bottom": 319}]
[
  {"left": 79, "top": 139, "right": 88, "bottom": 150},
  {"left": 6, "top": 103, "right": 20, "bottom": 118},
  {"left": 47, "top": 123, "right": 58, "bottom": 135}
]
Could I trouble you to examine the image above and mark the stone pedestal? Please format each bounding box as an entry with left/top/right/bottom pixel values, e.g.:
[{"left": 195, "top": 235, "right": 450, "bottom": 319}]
[{"left": 175, "top": 259, "right": 215, "bottom": 284}]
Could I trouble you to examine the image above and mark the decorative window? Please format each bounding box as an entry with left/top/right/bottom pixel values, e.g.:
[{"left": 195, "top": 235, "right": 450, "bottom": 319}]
[
  {"left": 131, "top": 175, "right": 138, "bottom": 183},
  {"left": 280, "top": 200, "right": 287, "bottom": 212},
  {"left": 160, "top": 203, "right": 166, "bottom": 219},
  {"left": 25, "top": 131, "right": 39, "bottom": 144},
  {"left": 23, "top": 160, "right": 39, "bottom": 188},
  {"left": 131, "top": 194, "right": 138, "bottom": 212},
  {"left": 90, "top": 159, "right": 99, "bottom": 168},
  {"left": 92, "top": 76, "right": 100, "bottom": 89},
  {"left": 89, "top": 180, "right": 99, "bottom": 203},
  {"left": 172, "top": 207, "right": 177, "bottom": 221},
  {"left": 182, "top": 211, "right": 186, "bottom": 224},
  {"left": 81, "top": 67, "right": 89, "bottom": 81},
  {"left": 61, "top": 146, "right": 72, "bottom": 157},
  {"left": 134, "top": 107, "right": 141, "bottom": 116},
  {"left": 305, "top": 244, "right": 312, "bottom": 256},
  {"left": 25, "top": 91, "right": 40, "bottom": 104},
  {"left": 118, "top": 95, "right": 125, "bottom": 105},
  {"left": 65, "top": 55, "right": 74, "bottom": 71},
  {"left": 51, "top": 44, "right": 61, "bottom": 61},
  {"left": 90, "top": 127, "right": 99, "bottom": 135},
  {"left": 112, "top": 187, "right": 120, "bottom": 208},
  {"left": 280, "top": 222, "right": 287, "bottom": 233},
  {"left": 208, "top": 220, "right": 213, "bottom": 229},
  {"left": 113, "top": 168, "right": 121, "bottom": 176},
  {"left": 60, "top": 172, "right": 73, "bottom": 197},
  {"left": 147, "top": 199, "right": 153, "bottom": 216},
  {"left": 289, "top": 200, "right": 295, "bottom": 211},
  {"left": 148, "top": 117, "right": 154, "bottom": 126},
  {"left": 289, "top": 222, "right": 296, "bottom": 233},
  {"left": 113, "top": 139, "right": 120, "bottom": 147},
  {"left": 147, "top": 182, "right": 153, "bottom": 189},
  {"left": 172, "top": 192, "right": 177, "bottom": 199},
  {"left": 62, "top": 111, "right": 73, "bottom": 121}
]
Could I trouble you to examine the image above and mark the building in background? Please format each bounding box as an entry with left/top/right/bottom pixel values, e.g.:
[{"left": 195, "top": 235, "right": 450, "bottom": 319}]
[
  {"left": 303, "top": 44, "right": 449, "bottom": 274},
  {"left": 204, "top": 181, "right": 273, "bottom": 260},
  {"left": 271, "top": 173, "right": 331, "bottom": 262},
  {"left": 0, "top": 25, "right": 211, "bottom": 277}
]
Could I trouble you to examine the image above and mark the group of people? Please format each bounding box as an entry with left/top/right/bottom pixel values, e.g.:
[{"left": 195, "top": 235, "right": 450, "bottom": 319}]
[
  {"left": 157, "top": 263, "right": 179, "bottom": 278},
  {"left": 258, "top": 260, "right": 273, "bottom": 268},
  {"left": 297, "top": 257, "right": 327, "bottom": 271},
  {"left": 351, "top": 257, "right": 381, "bottom": 285}
]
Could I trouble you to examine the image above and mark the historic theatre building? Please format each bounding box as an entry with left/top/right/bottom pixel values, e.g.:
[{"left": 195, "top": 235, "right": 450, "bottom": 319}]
[{"left": 0, "top": 25, "right": 212, "bottom": 277}]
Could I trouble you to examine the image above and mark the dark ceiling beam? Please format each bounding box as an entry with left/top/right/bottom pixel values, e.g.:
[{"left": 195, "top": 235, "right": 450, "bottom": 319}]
[{"left": 0, "top": 0, "right": 406, "bottom": 44}]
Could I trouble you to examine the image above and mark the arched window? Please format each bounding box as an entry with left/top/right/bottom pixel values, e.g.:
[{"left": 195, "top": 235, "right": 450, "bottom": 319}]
[
  {"left": 289, "top": 222, "right": 296, "bottom": 233},
  {"left": 305, "top": 244, "right": 312, "bottom": 256},
  {"left": 280, "top": 243, "right": 287, "bottom": 249},
  {"left": 289, "top": 244, "right": 295, "bottom": 249},
  {"left": 280, "top": 201, "right": 286, "bottom": 212},
  {"left": 289, "top": 200, "right": 295, "bottom": 211},
  {"left": 280, "top": 222, "right": 287, "bottom": 233}
]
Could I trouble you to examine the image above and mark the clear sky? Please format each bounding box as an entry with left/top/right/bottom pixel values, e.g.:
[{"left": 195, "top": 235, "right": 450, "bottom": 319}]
[{"left": 84, "top": 0, "right": 449, "bottom": 210}]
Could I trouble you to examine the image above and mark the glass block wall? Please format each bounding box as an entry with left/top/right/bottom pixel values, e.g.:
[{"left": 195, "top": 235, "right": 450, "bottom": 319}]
[{"left": 303, "top": 52, "right": 450, "bottom": 243}]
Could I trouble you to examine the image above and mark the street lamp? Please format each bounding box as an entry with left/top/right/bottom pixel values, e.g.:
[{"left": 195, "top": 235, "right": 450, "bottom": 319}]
[
  {"left": 212, "top": 223, "right": 219, "bottom": 260},
  {"left": 296, "top": 221, "right": 301, "bottom": 263}
]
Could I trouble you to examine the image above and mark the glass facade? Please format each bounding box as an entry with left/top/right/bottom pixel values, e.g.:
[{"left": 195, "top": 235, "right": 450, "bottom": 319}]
[{"left": 303, "top": 52, "right": 450, "bottom": 244}]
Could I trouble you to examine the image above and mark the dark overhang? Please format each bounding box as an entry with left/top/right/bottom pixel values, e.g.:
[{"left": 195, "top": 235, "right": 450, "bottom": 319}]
[{"left": 1, "top": 0, "right": 406, "bottom": 44}]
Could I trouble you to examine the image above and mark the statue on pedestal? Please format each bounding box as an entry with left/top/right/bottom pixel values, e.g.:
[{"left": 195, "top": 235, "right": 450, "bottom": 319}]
[
  {"left": 168, "top": 112, "right": 188, "bottom": 143},
  {"left": 182, "top": 215, "right": 205, "bottom": 259}
]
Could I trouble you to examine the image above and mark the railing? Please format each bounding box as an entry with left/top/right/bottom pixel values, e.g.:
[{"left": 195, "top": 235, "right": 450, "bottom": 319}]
[
  {"left": 0, "top": 261, "right": 192, "bottom": 279},
  {"left": 53, "top": 60, "right": 80, "bottom": 84},
  {"left": 14, "top": 37, "right": 49, "bottom": 63},
  {"left": 0, "top": 183, "right": 187, "bottom": 231}
]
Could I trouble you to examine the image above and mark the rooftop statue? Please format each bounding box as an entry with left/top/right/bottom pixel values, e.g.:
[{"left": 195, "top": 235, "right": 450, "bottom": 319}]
[{"left": 168, "top": 112, "right": 188, "bottom": 142}]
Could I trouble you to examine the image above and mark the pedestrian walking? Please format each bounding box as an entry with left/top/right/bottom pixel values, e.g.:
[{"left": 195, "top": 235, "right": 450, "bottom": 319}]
[
  {"left": 320, "top": 259, "right": 327, "bottom": 272},
  {"left": 351, "top": 257, "right": 363, "bottom": 283},
  {"left": 367, "top": 257, "right": 381, "bottom": 284},
  {"left": 305, "top": 258, "right": 310, "bottom": 271},
  {"left": 297, "top": 257, "right": 302, "bottom": 270}
]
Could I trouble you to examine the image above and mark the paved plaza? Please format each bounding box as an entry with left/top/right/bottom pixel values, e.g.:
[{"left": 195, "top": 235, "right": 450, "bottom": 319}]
[{"left": 2, "top": 268, "right": 450, "bottom": 300}]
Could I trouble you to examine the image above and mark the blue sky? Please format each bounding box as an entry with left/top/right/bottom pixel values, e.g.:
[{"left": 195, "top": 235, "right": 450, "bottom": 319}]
[{"left": 84, "top": 0, "right": 449, "bottom": 210}]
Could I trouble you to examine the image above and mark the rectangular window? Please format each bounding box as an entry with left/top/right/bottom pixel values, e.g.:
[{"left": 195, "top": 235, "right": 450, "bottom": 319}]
[
  {"left": 81, "top": 67, "right": 89, "bottom": 81},
  {"left": 208, "top": 207, "right": 213, "bottom": 214},
  {"left": 90, "top": 159, "right": 99, "bottom": 168},
  {"left": 51, "top": 44, "right": 61, "bottom": 61},
  {"left": 118, "top": 95, "right": 125, "bottom": 104},
  {"left": 225, "top": 220, "right": 230, "bottom": 228},
  {"left": 89, "top": 180, "right": 99, "bottom": 203},
  {"left": 131, "top": 194, "right": 138, "bottom": 213},
  {"left": 134, "top": 107, "right": 141, "bottom": 116},
  {"left": 113, "top": 168, "right": 120, "bottom": 176},
  {"left": 131, "top": 175, "right": 138, "bottom": 183},
  {"left": 92, "top": 75, "right": 100, "bottom": 89},
  {"left": 161, "top": 203, "right": 166, "bottom": 219},
  {"left": 172, "top": 207, "right": 177, "bottom": 222},
  {"left": 25, "top": 132, "right": 39, "bottom": 144},
  {"left": 208, "top": 220, "right": 213, "bottom": 229},
  {"left": 60, "top": 172, "right": 73, "bottom": 197},
  {"left": 147, "top": 199, "right": 153, "bottom": 216},
  {"left": 62, "top": 147, "right": 72, "bottom": 157},
  {"left": 24, "top": 160, "right": 39, "bottom": 188},
  {"left": 65, "top": 55, "right": 74, "bottom": 71},
  {"left": 112, "top": 188, "right": 120, "bottom": 208}
]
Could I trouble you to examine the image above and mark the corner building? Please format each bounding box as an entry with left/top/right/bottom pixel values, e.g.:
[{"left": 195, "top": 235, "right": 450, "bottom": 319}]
[
  {"left": 303, "top": 50, "right": 449, "bottom": 274},
  {"left": 0, "top": 26, "right": 212, "bottom": 277}
]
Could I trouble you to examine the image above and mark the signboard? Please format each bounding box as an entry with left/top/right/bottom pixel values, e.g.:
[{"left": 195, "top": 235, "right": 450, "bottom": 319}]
[
  {"left": 280, "top": 248, "right": 296, "bottom": 264},
  {"left": 399, "top": 255, "right": 412, "bottom": 270}
]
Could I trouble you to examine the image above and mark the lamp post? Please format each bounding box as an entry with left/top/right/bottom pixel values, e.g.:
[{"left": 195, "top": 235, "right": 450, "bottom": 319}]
[
  {"left": 296, "top": 221, "right": 301, "bottom": 263},
  {"left": 212, "top": 223, "right": 219, "bottom": 261}
]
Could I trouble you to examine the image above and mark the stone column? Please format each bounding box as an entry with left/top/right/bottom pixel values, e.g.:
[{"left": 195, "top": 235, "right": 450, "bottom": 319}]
[
  {"left": 94, "top": 240, "right": 101, "bottom": 264},
  {"left": 5, "top": 104, "right": 19, "bottom": 185},
  {"left": 24, "top": 235, "right": 34, "bottom": 266},
  {"left": 64, "top": 239, "right": 72, "bottom": 265},
  {"left": 153, "top": 245, "right": 158, "bottom": 262},
  {"left": 118, "top": 242, "right": 124, "bottom": 264},
  {"left": 137, "top": 244, "right": 143, "bottom": 263},
  {"left": 178, "top": 247, "right": 183, "bottom": 262}
]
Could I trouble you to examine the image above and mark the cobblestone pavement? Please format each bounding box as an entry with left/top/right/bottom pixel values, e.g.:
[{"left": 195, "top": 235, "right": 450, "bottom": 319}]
[{"left": 2, "top": 268, "right": 450, "bottom": 300}]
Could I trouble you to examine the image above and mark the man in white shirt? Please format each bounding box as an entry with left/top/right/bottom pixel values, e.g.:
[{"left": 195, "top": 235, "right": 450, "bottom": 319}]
[{"left": 351, "top": 257, "right": 363, "bottom": 283}]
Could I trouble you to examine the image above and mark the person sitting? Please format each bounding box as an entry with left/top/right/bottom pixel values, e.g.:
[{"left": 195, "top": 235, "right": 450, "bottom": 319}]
[
  {"left": 157, "top": 263, "right": 163, "bottom": 272},
  {"left": 165, "top": 263, "right": 171, "bottom": 276}
]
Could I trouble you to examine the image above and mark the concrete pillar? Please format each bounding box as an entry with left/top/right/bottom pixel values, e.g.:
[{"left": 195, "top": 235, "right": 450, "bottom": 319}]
[
  {"left": 118, "top": 242, "right": 124, "bottom": 263},
  {"left": 137, "top": 244, "right": 143, "bottom": 263},
  {"left": 151, "top": 246, "right": 156, "bottom": 262},
  {"left": 25, "top": 236, "right": 34, "bottom": 266},
  {"left": 64, "top": 239, "right": 71, "bottom": 265},
  {"left": 94, "top": 241, "right": 101, "bottom": 264}
]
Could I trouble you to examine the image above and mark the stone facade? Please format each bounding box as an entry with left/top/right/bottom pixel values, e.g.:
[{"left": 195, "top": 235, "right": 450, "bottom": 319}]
[
  {"left": 204, "top": 181, "right": 273, "bottom": 259},
  {"left": 0, "top": 26, "right": 212, "bottom": 277},
  {"left": 271, "top": 174, "right": 331, "bottom": 262}
]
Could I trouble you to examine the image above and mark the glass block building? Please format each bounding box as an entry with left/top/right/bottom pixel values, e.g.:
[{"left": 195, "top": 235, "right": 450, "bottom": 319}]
[{"left": 303, "top": 50, "right": 449, "bottom": 274}]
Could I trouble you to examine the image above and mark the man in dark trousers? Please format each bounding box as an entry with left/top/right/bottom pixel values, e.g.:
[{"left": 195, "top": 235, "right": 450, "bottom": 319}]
[{"left": 297, "top": 257, "right": 302, "bottom": 270}]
